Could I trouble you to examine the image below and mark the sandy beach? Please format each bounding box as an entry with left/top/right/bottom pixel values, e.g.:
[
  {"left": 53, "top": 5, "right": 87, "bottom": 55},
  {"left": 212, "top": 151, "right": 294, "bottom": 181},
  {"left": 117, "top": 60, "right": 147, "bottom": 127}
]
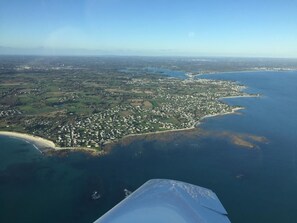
[
  {"left": 0, "top": 131, "right": 56, "bottom": 152},
  {"left": 0, "top": 131, "right": 103, "bottom": 155}
]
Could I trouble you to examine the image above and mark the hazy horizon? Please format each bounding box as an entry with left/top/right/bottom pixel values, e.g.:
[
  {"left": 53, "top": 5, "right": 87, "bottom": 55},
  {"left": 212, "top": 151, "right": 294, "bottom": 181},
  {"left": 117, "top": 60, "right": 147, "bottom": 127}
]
[{"left": 1, "top": 46, "right": 297, "bottom": 59}]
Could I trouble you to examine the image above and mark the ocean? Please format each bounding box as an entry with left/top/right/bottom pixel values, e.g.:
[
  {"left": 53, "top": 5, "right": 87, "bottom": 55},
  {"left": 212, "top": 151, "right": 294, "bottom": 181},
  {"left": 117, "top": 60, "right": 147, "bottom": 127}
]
[{"left": 0, "top": 71, "right": 297, "bottom": 223}]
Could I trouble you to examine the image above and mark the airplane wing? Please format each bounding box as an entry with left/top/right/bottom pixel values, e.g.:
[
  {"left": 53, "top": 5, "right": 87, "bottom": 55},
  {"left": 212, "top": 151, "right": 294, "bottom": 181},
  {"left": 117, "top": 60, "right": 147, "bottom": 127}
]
[{"left": 94, "top": 179, "right": 231, "bottom": 223}]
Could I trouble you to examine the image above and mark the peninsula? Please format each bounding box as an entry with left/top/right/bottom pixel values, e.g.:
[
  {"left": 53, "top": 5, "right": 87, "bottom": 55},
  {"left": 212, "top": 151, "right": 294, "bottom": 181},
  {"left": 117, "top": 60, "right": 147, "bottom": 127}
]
[{"left": 0, "top": 56, "right": 255, "bottom": 151}]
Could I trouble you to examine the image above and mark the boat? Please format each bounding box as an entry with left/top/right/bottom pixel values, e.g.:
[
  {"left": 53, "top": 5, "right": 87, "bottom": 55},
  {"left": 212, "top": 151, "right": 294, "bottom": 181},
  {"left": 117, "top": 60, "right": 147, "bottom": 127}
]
[
  {"left": 124, "top": 189, "right": 132, "bottom": 197},
  {"left": 91, "top": 191, "right": 101, "bottom": 200}
]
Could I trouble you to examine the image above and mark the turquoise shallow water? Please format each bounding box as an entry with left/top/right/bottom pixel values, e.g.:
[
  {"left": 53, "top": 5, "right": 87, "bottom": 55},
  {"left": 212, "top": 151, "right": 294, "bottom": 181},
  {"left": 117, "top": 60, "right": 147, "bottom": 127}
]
[{"left": 0, "top": 71, "right": 297, "bottom": 223}]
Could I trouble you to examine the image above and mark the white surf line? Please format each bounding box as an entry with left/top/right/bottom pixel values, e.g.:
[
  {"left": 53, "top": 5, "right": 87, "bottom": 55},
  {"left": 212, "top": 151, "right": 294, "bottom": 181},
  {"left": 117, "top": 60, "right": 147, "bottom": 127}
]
[{"left": 33, "top": 144, "right": 43, "bottom": 154}]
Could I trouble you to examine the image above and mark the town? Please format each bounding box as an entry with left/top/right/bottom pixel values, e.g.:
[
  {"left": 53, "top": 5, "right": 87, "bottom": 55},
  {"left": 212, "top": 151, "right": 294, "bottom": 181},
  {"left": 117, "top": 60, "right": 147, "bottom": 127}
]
[{"left": 0, "top": 56, "right": 253, "bottom": 149}]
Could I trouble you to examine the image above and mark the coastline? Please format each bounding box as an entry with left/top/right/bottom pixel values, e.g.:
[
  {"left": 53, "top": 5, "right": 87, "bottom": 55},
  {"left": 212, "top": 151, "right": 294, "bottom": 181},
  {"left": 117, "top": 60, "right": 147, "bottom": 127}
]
[
  {"left": 0, "top": 107, "right": 240, "bottom": 155},
  {"left": 0, "top": 131, "right": 101, "bottom": 155},
  {"left": 0, "top": 131, "right": 56, "bottom": 151},
  {"left": 104, "top": 90, "right": 261, "bottom": 144},
  {"left": 220, "top": 94, "right": 260, "bottom": 99},
  {"left": 192, "top": 69, "right": 297, "bottom": 77},
  {"left": 0, "top": 94, "right": 258, "bottom": 155},
  {"left": 199, "top": 107, "right": 244, "bottom": 122},
  {"left": 116, "top": 92, "right": 261, "bottom": 142},
  {"left": 110, "top": 106, "right": 245, "bottom": 144}
]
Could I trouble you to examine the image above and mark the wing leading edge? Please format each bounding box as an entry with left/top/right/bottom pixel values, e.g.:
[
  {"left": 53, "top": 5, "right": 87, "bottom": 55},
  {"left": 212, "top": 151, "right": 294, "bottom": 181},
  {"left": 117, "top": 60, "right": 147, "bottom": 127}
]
[{"left": 94, "top": 179, "right": 231, "bottom": 223}]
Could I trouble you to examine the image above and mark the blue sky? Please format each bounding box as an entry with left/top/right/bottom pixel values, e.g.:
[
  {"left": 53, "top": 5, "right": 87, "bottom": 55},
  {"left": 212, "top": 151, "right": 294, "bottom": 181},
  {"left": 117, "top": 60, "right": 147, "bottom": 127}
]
[{"left": 0, "top": 0, "right": 296, "bottom": 57}]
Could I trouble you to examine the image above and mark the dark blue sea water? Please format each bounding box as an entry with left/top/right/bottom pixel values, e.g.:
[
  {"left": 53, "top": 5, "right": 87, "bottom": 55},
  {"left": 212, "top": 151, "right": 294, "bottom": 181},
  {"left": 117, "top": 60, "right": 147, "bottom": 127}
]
[{"left": 1, "top": 71, "right": 297, "bottom": 223}]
